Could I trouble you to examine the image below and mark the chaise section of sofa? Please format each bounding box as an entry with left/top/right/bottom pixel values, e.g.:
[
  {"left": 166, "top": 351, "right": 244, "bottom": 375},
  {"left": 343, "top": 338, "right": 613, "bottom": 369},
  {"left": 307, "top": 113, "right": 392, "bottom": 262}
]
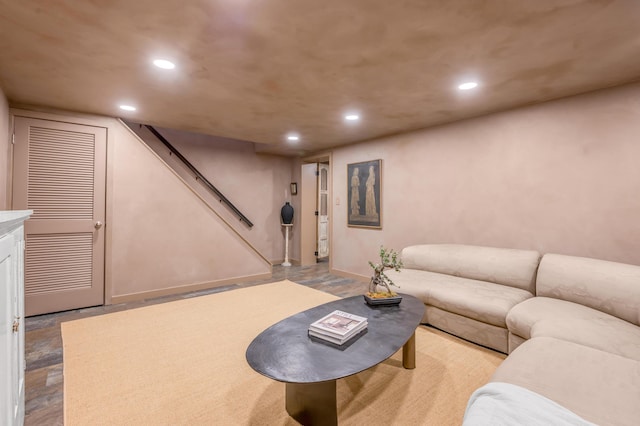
[
  {"left": 506, "top": 253, "right": 640, "bottom": 358},
  {"left": 386, "top": 244, "right": 541, "bottom": 353},
  {"left": 490, "top": 336, "right": 640, "bottom": 426}
]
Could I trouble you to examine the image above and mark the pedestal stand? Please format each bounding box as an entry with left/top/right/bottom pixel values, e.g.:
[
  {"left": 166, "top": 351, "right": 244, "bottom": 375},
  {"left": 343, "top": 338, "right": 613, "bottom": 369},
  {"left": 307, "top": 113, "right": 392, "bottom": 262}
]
[{"left": 282, "top": 223, "right": 293, "bottom": 266}]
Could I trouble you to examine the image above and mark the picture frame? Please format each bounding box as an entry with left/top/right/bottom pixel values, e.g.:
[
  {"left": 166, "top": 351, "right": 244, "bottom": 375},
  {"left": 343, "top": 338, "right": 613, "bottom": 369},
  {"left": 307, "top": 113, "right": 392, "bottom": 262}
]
[
  {"left": 347, "top": 159, "right": 382, "bottom": 229},
  {"left": 290, "top": 182, "right": 298, "bottom": 196}
]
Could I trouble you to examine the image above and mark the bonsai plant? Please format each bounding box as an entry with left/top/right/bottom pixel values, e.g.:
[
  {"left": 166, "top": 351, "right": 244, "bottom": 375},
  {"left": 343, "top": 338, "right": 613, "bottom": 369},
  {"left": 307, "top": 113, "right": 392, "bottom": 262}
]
[{"left": 367, "top": 246, "right": 403, "bottom": 298}]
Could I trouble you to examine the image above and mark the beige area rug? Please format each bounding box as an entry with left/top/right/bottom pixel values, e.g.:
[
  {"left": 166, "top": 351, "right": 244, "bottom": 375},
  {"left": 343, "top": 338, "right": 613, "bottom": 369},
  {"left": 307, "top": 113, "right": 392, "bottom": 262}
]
[{"left": 62, "top": 280, "right": 505, "bottom": 425}]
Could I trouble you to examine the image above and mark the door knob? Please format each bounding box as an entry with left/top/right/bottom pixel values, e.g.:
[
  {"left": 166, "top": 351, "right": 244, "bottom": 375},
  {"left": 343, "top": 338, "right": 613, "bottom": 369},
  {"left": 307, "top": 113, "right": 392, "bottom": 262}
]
[{"left": 95, "top": 221, "right": 103, "bottom": 229}]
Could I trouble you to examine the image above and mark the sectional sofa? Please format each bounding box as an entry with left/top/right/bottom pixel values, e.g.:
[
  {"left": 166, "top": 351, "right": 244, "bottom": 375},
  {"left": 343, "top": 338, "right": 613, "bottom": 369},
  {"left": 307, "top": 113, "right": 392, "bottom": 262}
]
[{"left": 385, "top": 244, "right": 640, "bottom": 426}]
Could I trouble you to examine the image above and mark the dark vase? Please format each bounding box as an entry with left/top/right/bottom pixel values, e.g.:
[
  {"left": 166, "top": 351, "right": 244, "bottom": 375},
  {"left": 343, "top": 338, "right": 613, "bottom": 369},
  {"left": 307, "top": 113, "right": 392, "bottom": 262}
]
[{"left": 281, "top": 202, "right": 294, "bottom": 224}]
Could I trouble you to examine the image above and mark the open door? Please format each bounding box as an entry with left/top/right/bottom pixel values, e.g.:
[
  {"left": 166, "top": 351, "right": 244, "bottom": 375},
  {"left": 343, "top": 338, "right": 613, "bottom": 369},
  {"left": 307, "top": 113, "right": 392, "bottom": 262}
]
[
  {"left": 300, "top": 155, "right": 331, "bottom": 266},
  {"left": 317, "top": 163, "right": 329, "bottom": 260},
  {"left": 300, "top": 163, "right": 317, "bottom": 265}
]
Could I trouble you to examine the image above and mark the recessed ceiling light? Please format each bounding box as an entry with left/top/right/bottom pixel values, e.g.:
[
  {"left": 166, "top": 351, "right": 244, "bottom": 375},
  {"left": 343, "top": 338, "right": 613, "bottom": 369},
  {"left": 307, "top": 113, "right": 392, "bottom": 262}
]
[
  {"left": 119, "top": 105, "right": 137, "bottom": 111},
  {"left": 153, "top": 59, "right": 175, "bottom": 70},
  {"left": 344, "top": 114, "right": 360, "bottom": 121},
  {"left": 458, "top": 82, "right": 478, "bottom": 90},
  {"left": 287, "top": 134, "right": 300, "bottom": 142}
]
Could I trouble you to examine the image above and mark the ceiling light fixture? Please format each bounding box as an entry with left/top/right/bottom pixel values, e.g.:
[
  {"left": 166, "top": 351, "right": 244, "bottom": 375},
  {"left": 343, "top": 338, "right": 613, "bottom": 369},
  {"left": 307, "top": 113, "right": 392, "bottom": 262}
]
[
  {"left": 287, "top": 135, "right": 300, "bottom": 142},
  {"left": 458, "top": 81, "right": 478, "bottom": 90},
  {"left": 344, "top": 114, "right": 360, "bottom": 121},
  {"left": 119, "top": 105, "right": 137, "bottom": 111},
  {"left": 153, "top": 59, "right": 176, "bottom": 69}
]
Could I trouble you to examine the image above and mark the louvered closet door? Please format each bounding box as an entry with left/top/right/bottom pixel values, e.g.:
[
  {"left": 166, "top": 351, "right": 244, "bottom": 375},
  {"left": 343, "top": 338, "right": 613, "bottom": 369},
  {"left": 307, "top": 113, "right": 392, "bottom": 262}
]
[{"left": 12, "top": 117, "right": 106, "bottom": 316}]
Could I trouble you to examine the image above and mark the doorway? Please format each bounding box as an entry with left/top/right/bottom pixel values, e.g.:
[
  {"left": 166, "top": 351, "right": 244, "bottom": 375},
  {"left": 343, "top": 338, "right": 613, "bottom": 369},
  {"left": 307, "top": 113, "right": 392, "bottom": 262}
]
[
  {"left": 12, "top": 116, "right": 107, "bottom": 316},
  {"left": 300, "top": 154, "right": 331, "bottom": 266},
  {"left": 317, "top": 162, "right": 329, "bottom": 261}
]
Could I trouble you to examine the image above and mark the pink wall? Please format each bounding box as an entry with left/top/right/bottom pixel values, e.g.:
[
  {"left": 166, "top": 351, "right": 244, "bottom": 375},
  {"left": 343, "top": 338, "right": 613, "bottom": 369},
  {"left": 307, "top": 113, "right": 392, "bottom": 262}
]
[
  {"left": 0, "top": 86, "right": 10, "bottom": 210},
  {"left": 6, "top": 106, "right": 275, "bottom": 303},
  {"left": 290, "top": 158, "right": 303, "bottom": 262},
  {"left": 331, "top": 83, "right": 640, "bottom": 277},
  {"left": 109, "top": 123, "right": 272, "bottom": 299},
  {"left": 9, "top": 80, "right": 640, "bottom": 294},
  {"left": 129, "top": 124, "right": 296, "bottom": 264}
]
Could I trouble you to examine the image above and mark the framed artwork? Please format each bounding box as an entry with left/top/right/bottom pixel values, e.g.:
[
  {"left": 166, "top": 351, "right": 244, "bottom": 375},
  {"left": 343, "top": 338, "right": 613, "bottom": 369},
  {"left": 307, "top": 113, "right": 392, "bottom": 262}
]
[{"left": 347, "top": 159, "right": 382, "bottom": 229}]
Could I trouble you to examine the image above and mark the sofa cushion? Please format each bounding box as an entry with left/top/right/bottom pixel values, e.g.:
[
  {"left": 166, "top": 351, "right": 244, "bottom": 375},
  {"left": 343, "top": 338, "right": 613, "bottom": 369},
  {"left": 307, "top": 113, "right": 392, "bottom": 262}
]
[
  {"left": 507, "top": 297, "right": 640, "bottom": 361},
  {"left": 387, "top": 269, "right": 533, "bottom": 328},
  {"left": 491, "top": 337, "right": 640, "bottom": 426},
  {"left": 400, "top": 244, "right": 540, "bottom": 293},
  {"left": 533, "top": 318, "right": 640, "bottom": 362},
  {"left": 537, "top": 253, "right": 640, "bottom": 326}
]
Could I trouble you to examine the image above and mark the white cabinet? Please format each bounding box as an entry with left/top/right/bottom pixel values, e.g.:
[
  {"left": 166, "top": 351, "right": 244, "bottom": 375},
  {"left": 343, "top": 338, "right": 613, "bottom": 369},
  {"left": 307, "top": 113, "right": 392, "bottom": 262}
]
[{"left": 1, "top": 211, "right": 31, "bottom": 426}]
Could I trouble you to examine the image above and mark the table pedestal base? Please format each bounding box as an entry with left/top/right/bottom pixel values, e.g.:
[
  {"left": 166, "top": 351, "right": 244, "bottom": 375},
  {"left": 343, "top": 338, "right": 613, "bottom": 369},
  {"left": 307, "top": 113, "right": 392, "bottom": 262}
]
[
  {"left": 286, "top": 380, "right": 337, "bottom": 426},
  {"left": 283, "top": 332, "right": 417, "bottom": 424}
]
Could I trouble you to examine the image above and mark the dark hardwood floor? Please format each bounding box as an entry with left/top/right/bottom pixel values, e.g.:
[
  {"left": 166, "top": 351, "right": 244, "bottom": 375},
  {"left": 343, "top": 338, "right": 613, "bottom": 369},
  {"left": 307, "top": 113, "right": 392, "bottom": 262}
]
[{"left": 24, "top": 262, "right": 365, "bottom": 425}]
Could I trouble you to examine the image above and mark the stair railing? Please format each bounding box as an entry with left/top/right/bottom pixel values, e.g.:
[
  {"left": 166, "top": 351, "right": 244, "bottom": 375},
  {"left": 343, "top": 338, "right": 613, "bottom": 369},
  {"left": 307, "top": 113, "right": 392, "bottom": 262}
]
[{"left": 144, "top": 125, "right": 254, "bottom": 228}]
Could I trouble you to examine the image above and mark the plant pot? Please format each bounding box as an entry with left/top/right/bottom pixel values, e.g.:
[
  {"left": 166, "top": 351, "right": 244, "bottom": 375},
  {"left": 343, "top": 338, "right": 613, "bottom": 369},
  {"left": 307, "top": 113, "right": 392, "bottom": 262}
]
[{"left": 364, "top": 294, "right": 403, "bottom": 306}]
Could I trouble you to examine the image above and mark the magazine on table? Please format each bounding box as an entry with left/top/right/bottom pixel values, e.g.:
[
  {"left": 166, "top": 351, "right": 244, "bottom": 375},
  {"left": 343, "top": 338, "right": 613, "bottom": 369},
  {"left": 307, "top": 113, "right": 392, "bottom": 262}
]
[
  {"left": 308, "top": 310, "right": 368, "bottom": 344},
  {"left": 308, "top": 320, "right": 368, "bottom": 344}
]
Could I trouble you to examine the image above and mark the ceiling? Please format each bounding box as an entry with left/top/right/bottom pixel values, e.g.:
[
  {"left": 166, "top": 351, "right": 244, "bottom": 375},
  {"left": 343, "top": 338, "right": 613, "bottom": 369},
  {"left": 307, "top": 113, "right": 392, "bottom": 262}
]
[{"left": 1, "top": 1, "right": 640, "bottom": 156}]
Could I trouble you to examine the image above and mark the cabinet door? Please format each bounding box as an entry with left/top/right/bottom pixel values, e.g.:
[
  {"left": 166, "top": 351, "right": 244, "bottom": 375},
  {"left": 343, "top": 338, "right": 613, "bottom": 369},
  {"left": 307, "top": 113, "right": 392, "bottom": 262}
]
[
  {"left": 11, "top": 228, "right": 25, "bottom": 425},
  {"left": 0, "top": 233, "right": 20, "bottom": 426}
]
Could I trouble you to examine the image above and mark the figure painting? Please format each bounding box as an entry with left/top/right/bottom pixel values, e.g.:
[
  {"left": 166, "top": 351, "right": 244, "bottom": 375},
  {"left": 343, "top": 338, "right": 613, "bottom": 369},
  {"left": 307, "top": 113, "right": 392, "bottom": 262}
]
[{"left": 347, "top": 159, "right": 381, "bottom": 228}]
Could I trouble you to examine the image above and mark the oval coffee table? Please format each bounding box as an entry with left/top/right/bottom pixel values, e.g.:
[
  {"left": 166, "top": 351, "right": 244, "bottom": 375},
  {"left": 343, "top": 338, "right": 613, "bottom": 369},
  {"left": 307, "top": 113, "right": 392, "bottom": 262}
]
[{"left": 246, "top": 293, "right": 425, "bottom": 425}]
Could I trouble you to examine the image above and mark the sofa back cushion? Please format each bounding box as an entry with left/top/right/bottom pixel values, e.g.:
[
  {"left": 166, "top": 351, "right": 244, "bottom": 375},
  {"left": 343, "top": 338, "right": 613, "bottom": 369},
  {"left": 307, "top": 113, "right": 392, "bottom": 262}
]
[
  {"left": 537, "top": 254, "right": 640, "bottom": 326},
  {"left": 400, "top": 244, "right": 541, "bottom": 293}
]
